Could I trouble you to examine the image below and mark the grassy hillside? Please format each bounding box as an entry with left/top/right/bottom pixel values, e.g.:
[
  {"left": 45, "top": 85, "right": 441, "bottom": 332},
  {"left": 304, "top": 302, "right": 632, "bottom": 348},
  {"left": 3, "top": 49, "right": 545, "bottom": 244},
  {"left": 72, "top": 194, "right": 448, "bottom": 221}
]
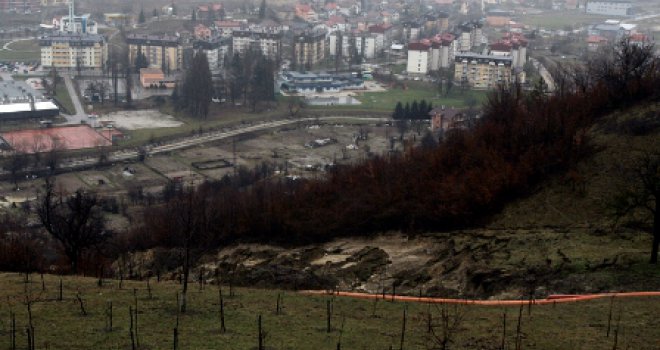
[
  {"left": 491, "top": 102, "right": 660, "bottom": 229},
  {"left": 0, "top": 273, "right": 659, "bottom": 349}
]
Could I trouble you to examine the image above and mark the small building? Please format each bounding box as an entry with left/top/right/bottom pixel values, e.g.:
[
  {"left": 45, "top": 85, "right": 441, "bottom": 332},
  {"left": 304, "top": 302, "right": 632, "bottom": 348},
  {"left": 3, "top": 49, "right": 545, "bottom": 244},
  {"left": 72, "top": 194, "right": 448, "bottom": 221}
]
[
  {"left": 139, "top": 68, "right": 175, "bottom": 88},
  {"left": 277, "top": 72, "right": 364, "bottom": 95}
]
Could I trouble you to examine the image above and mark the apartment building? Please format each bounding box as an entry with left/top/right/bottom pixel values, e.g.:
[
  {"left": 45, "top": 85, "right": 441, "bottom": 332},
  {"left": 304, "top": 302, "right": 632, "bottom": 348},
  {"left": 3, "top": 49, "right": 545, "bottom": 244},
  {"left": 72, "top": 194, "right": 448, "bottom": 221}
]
[
  {"left": 40, "top": 33, "right": 107, "bottom": 69},
  {"left": 0, "top": 0, "right": 39, "bottom": 12},
  {"left": 193, "top": 37, "right": 230, "bottom": 71},
  {"left": 454, "top": 53, "right": 514, "bottom": 89},
  {"left": 328, "top": 31, "right": 384, "bottom": 60},
  {"left": 126, "top": 34, "right": 182, "bottom": 72},
  {"left": 430, "top": 35, "right": 455, "bottom": 70},
  {"left": 586, "top": 0, "right": 632, "bottom": 16},
  {"left": 293, "top": 30, "right": 326, "bottom": 69},
  {"left": 232, "top": 29, "right": 282, "bottom": 60},
  {"left": 406, "top": 42, "right": 431, "bottom": 76}
]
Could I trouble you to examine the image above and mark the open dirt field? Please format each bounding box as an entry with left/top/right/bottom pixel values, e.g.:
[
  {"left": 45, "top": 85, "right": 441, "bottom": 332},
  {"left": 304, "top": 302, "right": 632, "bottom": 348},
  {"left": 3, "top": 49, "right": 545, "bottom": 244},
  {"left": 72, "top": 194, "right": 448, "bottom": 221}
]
[
  {"left": 0, "top": 121, "right": 420, "bottom": 212},
  {"left": 99, "top": 109, "right": 184, "bottom": 130}
]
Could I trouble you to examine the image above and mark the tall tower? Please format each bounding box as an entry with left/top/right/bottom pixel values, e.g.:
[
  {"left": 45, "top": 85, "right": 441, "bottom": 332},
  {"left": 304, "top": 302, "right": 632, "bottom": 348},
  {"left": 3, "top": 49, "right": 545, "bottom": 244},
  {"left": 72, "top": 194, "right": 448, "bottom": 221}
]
[{"left": 68, "top": 0, "right": 76, "bottom": 33}]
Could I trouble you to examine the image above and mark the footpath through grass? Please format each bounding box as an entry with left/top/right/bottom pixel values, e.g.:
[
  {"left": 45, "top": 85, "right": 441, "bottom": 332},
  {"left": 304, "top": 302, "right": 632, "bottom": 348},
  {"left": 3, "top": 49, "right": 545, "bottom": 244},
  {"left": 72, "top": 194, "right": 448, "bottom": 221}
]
[{"left": 0, "top": 273, "right": 658, "bottom": 349}]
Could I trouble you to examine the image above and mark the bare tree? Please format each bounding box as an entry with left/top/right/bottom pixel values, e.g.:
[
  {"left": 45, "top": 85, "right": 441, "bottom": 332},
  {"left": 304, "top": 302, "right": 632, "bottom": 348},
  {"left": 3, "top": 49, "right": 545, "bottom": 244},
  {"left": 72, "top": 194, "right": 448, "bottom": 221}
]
[
  {"left": 166, "top": 188, "right": 212, "bottom": 312},
  {"left": 610, "top": 149, "right": 660, "bottom": 263},
  {"left": 37, "top": 178, "right": 108, "bottom": 273}
]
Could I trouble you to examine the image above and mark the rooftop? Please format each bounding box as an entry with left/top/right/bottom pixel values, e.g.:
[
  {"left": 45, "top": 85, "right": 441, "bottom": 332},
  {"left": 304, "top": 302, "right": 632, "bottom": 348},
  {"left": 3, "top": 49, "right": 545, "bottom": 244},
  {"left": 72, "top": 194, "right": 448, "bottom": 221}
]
[{"left": 0, "top": 81, "right": 46, "bottom": 102}]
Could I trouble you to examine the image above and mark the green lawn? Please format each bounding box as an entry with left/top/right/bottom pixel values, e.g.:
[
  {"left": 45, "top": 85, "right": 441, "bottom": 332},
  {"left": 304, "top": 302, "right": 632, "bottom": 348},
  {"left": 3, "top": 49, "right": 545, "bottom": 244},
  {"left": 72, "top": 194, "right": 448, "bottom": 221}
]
[
  {"left": 0, "top": 39, "right": 41, "bottom": 62},
  {"left": 54, "top": 83, "right": 76, "bottom": 115},
  {"left": 314, "top": 82, "right": 490, "bottom": 113},
  {"left": 0, "top": 273, "right": 658, "bottom": 349},
  {"left": 517, "top": 11, "right": 610, "bottom": 29}
]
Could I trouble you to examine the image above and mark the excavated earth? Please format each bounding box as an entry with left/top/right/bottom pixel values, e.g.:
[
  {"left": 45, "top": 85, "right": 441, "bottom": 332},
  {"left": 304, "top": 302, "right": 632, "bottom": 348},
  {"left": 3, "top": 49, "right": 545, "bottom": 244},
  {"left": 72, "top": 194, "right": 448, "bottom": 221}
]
[{"left": 118, "top": 227, "right": 658, "bottom": 299}]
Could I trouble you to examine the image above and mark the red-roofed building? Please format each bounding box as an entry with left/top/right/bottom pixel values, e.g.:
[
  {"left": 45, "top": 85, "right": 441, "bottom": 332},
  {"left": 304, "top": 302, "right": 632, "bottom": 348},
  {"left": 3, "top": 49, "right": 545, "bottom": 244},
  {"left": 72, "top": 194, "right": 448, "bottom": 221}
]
[
  {"left": 214, "top": 20, "right": 244, "bottom": 37},
  {"left": 295, "top": 3, "right": 317, "bottom": 22},
  {"left": 587, "top": 35, "right": 609, "bottom": 51},
  {"left": 194, "top": 24, "right": 212, "bottom": 40}
]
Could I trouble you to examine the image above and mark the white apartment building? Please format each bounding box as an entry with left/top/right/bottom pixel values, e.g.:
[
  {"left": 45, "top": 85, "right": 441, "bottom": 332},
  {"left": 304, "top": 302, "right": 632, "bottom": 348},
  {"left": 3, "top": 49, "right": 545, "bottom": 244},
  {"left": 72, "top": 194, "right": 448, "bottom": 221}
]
[
  {"left": 232, "top": 30, "right": 282, "bottom": 60},
  {"left": 406, "top": 42, "right": 431, "bottom": 75},
  {"left": 586, "top": 1, "right": 632, "bottom": 16}
]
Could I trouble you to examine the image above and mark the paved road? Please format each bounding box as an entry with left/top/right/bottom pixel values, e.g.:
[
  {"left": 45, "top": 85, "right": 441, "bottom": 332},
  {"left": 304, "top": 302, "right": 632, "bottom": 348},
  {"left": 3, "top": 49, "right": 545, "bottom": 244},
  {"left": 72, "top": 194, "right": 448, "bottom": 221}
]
[
  {"left": 530, "top": 58, "right": 555, "bottom": 92},
  {"left": 62, "top": 75, "right": 91, "bottom": 124}
]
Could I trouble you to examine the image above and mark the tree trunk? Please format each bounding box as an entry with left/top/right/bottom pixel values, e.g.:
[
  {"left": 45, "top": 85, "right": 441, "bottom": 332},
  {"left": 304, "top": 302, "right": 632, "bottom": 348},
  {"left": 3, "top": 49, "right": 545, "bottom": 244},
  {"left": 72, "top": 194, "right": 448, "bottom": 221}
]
[
  {"left": 651, "top": 197, "right": 659, "bottom": 264},
  {"left": 181, "top": 247, "right": 190, "bottom": 312}
]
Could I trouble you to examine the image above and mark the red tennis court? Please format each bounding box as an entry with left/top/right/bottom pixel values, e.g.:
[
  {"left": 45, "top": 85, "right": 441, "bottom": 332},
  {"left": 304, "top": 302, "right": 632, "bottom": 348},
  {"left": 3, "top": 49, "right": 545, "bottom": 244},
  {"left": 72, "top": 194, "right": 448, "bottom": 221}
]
[{"left": 1, "top": 125, "right": 112, "bottom": 153}]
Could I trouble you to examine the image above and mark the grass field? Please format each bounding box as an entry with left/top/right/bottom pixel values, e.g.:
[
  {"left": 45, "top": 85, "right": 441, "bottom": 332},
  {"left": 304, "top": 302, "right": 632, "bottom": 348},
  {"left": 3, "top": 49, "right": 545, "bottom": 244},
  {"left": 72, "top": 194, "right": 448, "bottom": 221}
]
[
  {"left": 313, "top": 82, "right": 490, "bottom": 113},
  {"left": 0, "top": 39, "right": 41, "bottom": 62},
  {"left": 358, "top": 84, "right": 488, "bottom": 111},
  {"left": 0, "top": 273, "right": 658, "bottom": 349},
  {"left": 517, "top": 11, "right": 609, "bottom": 29},
  {"left": 54, "top": 83, "right": 76, "bottom": 115}
]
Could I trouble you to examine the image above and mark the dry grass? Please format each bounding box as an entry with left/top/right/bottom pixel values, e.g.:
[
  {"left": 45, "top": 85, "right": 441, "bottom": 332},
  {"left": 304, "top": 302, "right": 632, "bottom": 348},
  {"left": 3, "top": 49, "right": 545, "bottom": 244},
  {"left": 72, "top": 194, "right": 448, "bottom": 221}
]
[{"left": 0, "top": 273, "right": 658, "bottom": 349}]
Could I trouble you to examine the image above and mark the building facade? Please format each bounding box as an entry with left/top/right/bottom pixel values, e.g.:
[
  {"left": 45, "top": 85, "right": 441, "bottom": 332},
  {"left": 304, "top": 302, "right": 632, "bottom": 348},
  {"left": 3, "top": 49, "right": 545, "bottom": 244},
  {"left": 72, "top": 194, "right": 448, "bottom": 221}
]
[
  {"left": 232, "top": 30, "right": 281, "bottom": 60},
  {"left": 40, "top": 33, "right": 107, "bottom": 69},
  {"left": 454, "top": 53, "right": 514, "bottom": 88},
  {"left": 406, "top": 42, "right": 431, "bottom": 75},
  {"left": 293, "top": 30, "right": 326, "bottom": 69},
  {"left": 586, "top": 1, "right": 632, "bottom": 16},
  {"left": 193, "top": 37, "right": 230, "bottom": 71},
  {"left": 126, "top": 34, "right": 182, "bottom": 72}
]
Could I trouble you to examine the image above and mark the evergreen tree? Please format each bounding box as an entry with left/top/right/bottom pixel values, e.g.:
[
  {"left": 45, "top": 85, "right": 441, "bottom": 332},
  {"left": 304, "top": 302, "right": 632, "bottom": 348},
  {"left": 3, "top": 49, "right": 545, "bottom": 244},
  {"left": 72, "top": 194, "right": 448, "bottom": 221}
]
[
  {"left": 259, "top": 0, "right": 267, "bottom": 19},
  {"left": 153, "top": 8, "right": 158, "bottom": 17},
  {"left": 138, "top": 8, "right": 146, "bottom": 23},
  {"left": 404, "top": 102, "right": 411, "bottom": 119},
  {"left": 134, "top": 51, "right": 149, "bottom": 72},
  {"left": 393, "top": 101, "right": 404, "bottom": 119},
  {"left": 181, "top": 51, "right": 213, "bottom": 118},
  {"left": 410, "top": 100, "right": 419, "bottom": 119},
  {"left": 418, "top": 100, "right": 427, "bottom": 119},
  {"left": 171, "top": 2, "right": 177, "bottom": 15},
  {"left": 191, "top": 8, "right": 197, "bottom": 21},
  {"left": 427, "top": 102, "right": 433, "bottom": 116}
]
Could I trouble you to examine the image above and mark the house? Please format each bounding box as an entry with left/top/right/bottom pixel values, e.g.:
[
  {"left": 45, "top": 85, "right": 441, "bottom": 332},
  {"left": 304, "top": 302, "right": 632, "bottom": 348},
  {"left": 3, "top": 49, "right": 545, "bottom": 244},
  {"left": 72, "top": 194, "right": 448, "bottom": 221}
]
[
  {"left": 428, "top": 106, "right": 465, "bottom": 132},
  {"left": 295, "top": 3, "right": 317, "bottom": 22},
  {"left": 587, "top": 35, "right": 609, "bottom": 51}
]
